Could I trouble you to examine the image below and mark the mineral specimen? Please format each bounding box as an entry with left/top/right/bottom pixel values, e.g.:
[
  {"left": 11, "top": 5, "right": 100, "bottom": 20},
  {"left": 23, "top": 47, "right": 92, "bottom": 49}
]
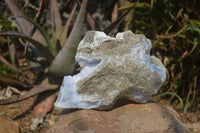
[{"left": 54, "top": 31, "right": 166, "bottom": 110}]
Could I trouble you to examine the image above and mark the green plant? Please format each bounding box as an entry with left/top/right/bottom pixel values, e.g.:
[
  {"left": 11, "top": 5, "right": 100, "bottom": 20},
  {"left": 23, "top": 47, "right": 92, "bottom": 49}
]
[
  {"left": 0, "top": 11, "right": 18, "bottom": 75},
  {"left": 123, "top": 0, "right": 200, "bottom": 112},
  {"left": 0, "top": 1, "right": 90, "bottom": 127},
  {"left": 0, "top": 0, "right": 88, "bottom": 104},
  {"left": 0, "top": 0, "right": 138, "bottom": 105}
]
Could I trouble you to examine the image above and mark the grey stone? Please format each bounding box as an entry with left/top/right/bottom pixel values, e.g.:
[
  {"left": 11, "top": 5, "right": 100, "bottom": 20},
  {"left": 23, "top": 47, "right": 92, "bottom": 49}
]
[{"left": 55, "top": 31, "right": 166, "bottom": 109}]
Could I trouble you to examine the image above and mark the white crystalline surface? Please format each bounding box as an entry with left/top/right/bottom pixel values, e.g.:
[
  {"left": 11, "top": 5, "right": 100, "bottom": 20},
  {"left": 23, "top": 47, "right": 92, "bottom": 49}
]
[{"left": 55, "top": 31, "right": 166, "bottom": 110}]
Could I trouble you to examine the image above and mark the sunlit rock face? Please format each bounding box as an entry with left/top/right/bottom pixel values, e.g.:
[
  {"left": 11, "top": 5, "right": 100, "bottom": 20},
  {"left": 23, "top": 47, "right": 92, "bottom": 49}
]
[{"left": 54, "top": 31, "right": 166, "bottom": 110}]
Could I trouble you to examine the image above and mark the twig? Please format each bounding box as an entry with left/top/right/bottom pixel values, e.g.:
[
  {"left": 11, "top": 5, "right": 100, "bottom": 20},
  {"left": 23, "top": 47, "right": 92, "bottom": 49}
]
[
  {"left": 156, "top": 25, "right": 188, "bottom": 39},
  {"left": 24, "top": 0, "right": 45, "bottom": 54},
  {"left": 76, "top": 0, "right": 99, "bottom": 30},
  {"left": 104, "top": 0, "right": 139, "bottom": 35}
]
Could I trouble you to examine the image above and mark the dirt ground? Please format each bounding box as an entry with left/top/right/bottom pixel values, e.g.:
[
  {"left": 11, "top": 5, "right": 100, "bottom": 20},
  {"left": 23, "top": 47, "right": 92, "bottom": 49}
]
[{"left": 0, "top": 93, "right": 199, "bottom": 133}]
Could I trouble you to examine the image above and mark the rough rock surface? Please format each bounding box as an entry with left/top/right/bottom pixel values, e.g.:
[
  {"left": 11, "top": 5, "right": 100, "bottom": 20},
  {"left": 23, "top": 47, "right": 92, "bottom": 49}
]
[
  {"left": 55, "top": 31, "right": 166, "bottom": 109},
  {"left": 48, "top": 102, "right": 190, "bottom": 133},
  {"left": 0, "top": 116, "right": 19, "bottom": 133}
]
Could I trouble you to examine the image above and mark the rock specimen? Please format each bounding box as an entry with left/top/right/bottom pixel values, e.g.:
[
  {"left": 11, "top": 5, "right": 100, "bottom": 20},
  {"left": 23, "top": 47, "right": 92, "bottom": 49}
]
[
  {"left": 48, "top": 103, "right": 190, "bottom": 133},
  {"left": 55, "top": 31, "right": 166, "bottom": 109}
]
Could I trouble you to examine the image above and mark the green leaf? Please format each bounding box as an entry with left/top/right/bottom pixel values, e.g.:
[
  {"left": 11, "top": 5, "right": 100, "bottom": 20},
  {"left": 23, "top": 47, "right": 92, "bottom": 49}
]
[
  {"left": 177, "top": 33, "right": 186, "bottom": 39},
  {"left": 156, "top": 92, "right": 183, "bottom": 109},
  {"left": 49, "top": 0, "right": 63, "bottom": 55},
  {"left": 189, "top": 24, "right": 200, "bottom": 33},
  {"left": 0, "top": 31, "right": 54, "bottom": 61},
  {"left": 5, "top": 0, "right": 32, "bottom": 34},
  {"left": 4, "top": 0, "right": 47, "bottom": 47},
  {"left": 15, "top": 16, "right": 51, "bottom": 47},
  {"left": 183, "top": 92, "right": 191, "bottom": 113},
  {"left": 60, "top": 4, "right": 77, "bottom": 46},
  {"left": 189, "top": 19, "right": 200, "bottom": 26},
  {"left": 48, "top": 0, "right": 87, "bottom": 76},
  {"left": 50, "top": 0, "right": 63, "bottom": 34}
]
